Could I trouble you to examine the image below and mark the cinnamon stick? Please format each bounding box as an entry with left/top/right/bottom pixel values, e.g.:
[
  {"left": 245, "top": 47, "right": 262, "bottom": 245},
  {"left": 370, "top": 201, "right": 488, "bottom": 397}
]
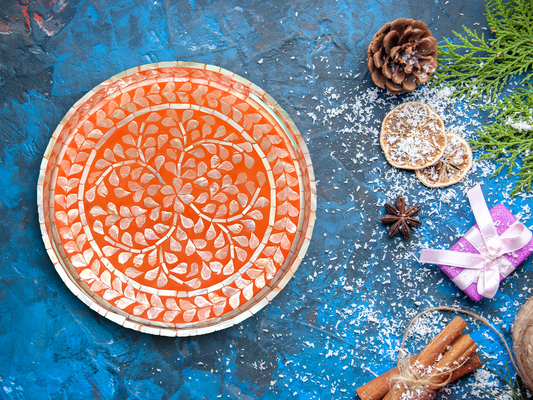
[
  {"left": 408, "top": 318, "right": 468, "bottom": 376},
  {"left": 417, "top": 344, "right": 480, "bottom": 400},
  {"left": 355, "top": 350, "right": 481, "bottom": 400},
  {"left": 356, "top": 317, "right": 467, "bottom": 400},
  {"left": 448, "top": 352, "right": 481, "bottom": 381},
  {"left": 432, "top": 340, "right": 478, "bottom": 383},
  {"left": 387, "top": 334, "right": 477, "bottom": 400}
]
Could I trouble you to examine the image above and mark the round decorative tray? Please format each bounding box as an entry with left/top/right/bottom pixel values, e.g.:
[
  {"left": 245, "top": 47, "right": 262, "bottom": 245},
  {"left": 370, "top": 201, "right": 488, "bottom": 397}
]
[{"left": 37, "top": 62, "right": 316, "bottom": 336}]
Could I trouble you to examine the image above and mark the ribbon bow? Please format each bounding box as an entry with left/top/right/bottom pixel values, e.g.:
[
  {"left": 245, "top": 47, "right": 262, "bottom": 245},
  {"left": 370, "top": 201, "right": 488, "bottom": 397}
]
[{"left": 420, "top": 184, "right": 532, "bottom": 299}]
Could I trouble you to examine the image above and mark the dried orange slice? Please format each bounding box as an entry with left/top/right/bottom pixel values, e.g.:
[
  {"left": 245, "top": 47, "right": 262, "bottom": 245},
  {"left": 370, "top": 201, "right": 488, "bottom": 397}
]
[
  {"left": 416, "top": 132, "right": 473, "bottom": 188},
  {"left": 380, "top": 101, "right": 447, "bottom": 169}
]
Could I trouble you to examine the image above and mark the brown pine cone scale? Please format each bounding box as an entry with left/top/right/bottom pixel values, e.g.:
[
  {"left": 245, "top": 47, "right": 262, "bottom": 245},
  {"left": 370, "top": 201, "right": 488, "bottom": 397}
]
[{"left": 367, "top": 18, "right": 438, "bottom": 94}]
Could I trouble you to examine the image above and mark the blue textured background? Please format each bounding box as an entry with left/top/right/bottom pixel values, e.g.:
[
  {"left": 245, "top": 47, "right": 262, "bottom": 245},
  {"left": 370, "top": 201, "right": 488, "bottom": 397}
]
[{"left": 1, "top": 0, "right": 532, "bottom": 399}]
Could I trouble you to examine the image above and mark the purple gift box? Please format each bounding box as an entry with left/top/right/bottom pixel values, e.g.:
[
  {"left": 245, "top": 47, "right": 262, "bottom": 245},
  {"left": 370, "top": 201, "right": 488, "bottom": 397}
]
[{"left": 438, "top": 204, "right": 533, "bottom": 301}]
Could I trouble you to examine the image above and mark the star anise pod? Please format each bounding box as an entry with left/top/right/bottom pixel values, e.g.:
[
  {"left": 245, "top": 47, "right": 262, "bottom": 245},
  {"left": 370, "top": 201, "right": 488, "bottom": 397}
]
[{"left": 379, "top": 196, "right": 422, "bottom": 238}]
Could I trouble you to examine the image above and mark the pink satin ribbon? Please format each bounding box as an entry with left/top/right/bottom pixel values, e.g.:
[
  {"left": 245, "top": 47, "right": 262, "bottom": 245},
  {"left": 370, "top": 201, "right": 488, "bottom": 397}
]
[{"left": 420, "top": 184, "right": 532, "bottom": 299}]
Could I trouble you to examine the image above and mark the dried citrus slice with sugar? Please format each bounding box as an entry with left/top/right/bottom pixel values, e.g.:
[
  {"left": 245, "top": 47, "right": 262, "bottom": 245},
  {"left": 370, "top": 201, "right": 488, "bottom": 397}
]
[
  {"left": 416, "top": 131, "right": 473, "bottom": 188},
  {"left": 380, "top": 101, "right": 447, "bottom": 169}
]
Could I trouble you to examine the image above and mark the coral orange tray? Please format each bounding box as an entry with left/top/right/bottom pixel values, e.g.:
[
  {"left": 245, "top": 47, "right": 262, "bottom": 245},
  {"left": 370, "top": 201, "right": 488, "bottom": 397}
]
[{"left": 37, "top": 62, "right": 316, "bottom": 336}]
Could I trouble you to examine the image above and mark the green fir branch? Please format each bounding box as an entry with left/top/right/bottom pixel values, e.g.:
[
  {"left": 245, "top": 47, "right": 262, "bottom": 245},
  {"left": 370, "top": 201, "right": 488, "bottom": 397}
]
[
  {"left": 433, "top": 0, "right": 533, "bottom": 196},
  {"left": 478, "top": 363, "right": 529, "bottom": 400},
  {"left": 434, "top": 0, "right": 533, "bottom": 102},
  {"left": 473, "top": 88, "right": 533, "bottom": 197}
]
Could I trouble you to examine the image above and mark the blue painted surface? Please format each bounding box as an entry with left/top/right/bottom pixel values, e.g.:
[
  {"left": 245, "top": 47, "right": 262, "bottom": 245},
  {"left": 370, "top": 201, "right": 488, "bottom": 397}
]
[{"left": 1, "top": 0, "right": 532, "bottom": 399}]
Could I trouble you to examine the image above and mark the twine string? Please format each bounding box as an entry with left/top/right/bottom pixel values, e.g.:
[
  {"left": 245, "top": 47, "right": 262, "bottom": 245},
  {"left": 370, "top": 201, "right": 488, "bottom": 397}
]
[
  {"left": 389, "top": 306, "right": 521, "bottom": 397},
  {"left": 390, "top": 349, "right": 470, "bottom": 398}
]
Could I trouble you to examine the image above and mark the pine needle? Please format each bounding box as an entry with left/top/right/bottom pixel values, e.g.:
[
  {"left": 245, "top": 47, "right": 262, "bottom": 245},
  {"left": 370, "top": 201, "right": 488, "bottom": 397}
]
[
  {"left": 478, "top": 363, "right": 529, "bottom": 400},
  {"left": 434, "top": 0, "right": 533, "bottom": 102},
  {"left": 433, "top": 0, "right": 533, "bottom": 196},
  {"left": 473, "top": 88, "right": 533, "bottom": 197}
]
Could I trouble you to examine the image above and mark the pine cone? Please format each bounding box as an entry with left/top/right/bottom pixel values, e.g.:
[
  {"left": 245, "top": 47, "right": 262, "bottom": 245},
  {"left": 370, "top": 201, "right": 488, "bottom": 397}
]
[{"left": 367, "top": 18, "right": 438, "bottom": 95}]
